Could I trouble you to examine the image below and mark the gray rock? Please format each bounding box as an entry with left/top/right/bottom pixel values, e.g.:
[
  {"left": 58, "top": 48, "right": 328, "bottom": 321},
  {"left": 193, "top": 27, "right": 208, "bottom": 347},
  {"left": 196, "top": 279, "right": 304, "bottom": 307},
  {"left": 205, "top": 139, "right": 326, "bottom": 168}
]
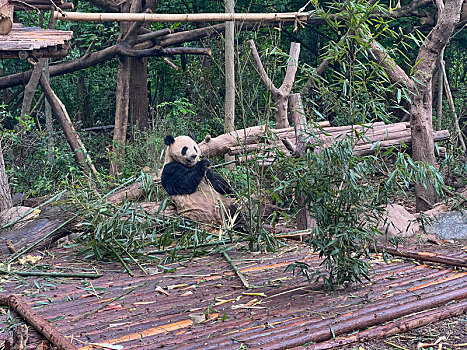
[{"left": 426, "top": 211, "right": 467, "bottom": 240}]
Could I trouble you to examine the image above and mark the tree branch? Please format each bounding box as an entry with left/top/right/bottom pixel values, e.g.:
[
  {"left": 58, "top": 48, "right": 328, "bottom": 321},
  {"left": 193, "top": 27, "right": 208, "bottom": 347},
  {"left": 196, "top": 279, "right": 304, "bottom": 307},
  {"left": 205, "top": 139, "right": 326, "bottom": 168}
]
[
  {"left": 247, "top": 39, "right": 279, "bottom": 96},
  {"left": 278, "top": 42, "right": 300, "bottom": 94}
]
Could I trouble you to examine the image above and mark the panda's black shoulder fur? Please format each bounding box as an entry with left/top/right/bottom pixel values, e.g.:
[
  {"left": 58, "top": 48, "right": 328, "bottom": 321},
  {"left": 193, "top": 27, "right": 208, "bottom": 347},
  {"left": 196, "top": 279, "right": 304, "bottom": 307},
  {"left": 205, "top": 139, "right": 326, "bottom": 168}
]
[
  {"left": 161, "top": 159, "right": 209, "bottom": 195},
  {"left": 161, "top": 160, "right": 234, "bottom": 196}
]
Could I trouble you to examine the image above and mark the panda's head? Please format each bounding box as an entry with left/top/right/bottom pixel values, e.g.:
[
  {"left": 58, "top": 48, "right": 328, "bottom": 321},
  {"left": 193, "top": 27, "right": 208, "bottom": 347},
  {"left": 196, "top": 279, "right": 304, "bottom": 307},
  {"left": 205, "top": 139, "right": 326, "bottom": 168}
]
[{"left": 164, "top": 135, "right": 201, "bottom": 167}]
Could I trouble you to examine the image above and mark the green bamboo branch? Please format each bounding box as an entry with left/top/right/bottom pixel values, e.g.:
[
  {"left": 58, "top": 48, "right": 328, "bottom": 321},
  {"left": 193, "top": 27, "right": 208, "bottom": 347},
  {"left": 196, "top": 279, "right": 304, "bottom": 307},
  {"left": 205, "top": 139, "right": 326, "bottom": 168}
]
[
  {"left": 222, "top": 250, "right": 250, "bottom": 289},
  {"left": 0, "top": 269, "right": 102, "bottom": 279}
]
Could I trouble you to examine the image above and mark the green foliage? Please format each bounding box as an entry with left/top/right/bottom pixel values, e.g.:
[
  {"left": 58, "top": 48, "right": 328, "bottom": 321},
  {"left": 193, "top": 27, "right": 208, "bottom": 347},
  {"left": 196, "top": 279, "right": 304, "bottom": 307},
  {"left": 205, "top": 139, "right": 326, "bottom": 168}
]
[
  {"left": 302, "top": 0, "right": 412, "bottom": 125},
  {"left": 274, "top": 135, "right": 444, "bottom": 288}
]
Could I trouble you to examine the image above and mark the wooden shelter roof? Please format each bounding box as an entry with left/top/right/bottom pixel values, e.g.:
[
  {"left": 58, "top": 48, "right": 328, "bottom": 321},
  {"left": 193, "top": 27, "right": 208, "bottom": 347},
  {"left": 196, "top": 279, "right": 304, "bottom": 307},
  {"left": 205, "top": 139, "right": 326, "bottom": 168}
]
[{"left": 0, "top": 23, "right": 72, "bottom": 59}]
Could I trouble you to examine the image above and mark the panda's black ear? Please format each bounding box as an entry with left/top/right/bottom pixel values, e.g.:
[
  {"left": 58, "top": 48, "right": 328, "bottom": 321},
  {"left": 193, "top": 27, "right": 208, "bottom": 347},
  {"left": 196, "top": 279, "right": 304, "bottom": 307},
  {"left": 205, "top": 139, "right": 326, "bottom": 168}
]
[{"left": 164, "top": 135, "right": 175, "bottom": 146}]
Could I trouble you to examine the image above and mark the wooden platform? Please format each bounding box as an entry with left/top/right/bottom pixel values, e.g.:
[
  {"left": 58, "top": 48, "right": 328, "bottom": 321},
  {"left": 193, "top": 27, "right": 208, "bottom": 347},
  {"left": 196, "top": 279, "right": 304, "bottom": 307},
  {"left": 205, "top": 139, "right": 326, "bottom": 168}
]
[
  {"left": 0, "top": 23, "right": 72, "bottom": 59},
  {"left": 0, "top": 242, "right": 466, "bottom": 349}
]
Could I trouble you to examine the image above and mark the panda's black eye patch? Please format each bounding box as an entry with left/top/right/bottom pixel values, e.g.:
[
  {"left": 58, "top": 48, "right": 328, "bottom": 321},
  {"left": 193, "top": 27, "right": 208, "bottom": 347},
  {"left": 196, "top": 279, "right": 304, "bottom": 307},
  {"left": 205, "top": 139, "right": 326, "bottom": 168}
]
[{"left": 181, "top": 146, "right": 188, "bottom": 155}]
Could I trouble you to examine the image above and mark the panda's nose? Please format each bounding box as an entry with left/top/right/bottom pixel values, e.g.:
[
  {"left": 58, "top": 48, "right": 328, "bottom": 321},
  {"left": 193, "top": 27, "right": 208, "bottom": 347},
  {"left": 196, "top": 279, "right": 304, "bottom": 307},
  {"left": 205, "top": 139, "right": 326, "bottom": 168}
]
[{"left": 190, "top": 154, "right": 197, "bottom": 160}]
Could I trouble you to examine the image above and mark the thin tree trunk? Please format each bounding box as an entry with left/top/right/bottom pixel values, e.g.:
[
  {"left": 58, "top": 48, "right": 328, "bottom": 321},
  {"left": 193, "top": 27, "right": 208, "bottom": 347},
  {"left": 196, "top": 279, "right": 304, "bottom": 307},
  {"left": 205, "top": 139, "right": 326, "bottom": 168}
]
[
  {"left": 289, "top": 93, "right": 314, "bottom": 230},
  {"left": 44, "top": 60, "right": 54, "bottom": 164},
  {"left": 440, "top": 55, "right": 466, "bottom": 151},
  {"left": 19, "top": 16, "right": 56, "bottom": 124},
  {"left": 0, "top": 142, "right": 12, "bottom": 212},
  {"left": 436, "top": 48, "right": 444, "bottom": 131},
  {"left": 224, "top": 0, "right": 235, "bottom": 166},
  {"left": 19, "top": 59, "right": 46, "bottom": 123},
  {"left": 39, "top": 73, "right": 98, "bottom": 177}
]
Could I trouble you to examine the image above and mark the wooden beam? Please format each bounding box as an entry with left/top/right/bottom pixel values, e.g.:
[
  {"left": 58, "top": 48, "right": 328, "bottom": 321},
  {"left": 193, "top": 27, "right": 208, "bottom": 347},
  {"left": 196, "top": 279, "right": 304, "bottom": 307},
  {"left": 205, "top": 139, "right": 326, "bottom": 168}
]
[{"left": 53, "top": 11, "right": 309, "bottom": 23}]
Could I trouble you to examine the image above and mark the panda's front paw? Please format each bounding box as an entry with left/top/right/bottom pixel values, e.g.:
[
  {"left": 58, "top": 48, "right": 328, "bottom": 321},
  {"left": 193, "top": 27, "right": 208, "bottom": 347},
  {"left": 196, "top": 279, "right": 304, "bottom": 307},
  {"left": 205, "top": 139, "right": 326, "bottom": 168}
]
[{"left": 199, "top": 158, "right": 211, "bottom": 169}]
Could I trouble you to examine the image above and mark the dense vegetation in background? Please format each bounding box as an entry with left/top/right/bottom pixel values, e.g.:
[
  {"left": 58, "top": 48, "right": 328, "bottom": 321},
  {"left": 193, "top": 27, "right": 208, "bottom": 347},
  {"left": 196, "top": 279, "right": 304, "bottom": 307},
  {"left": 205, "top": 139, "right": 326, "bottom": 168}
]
[{"left": 0, "top": 0, "right": 465, "bottom": 285}]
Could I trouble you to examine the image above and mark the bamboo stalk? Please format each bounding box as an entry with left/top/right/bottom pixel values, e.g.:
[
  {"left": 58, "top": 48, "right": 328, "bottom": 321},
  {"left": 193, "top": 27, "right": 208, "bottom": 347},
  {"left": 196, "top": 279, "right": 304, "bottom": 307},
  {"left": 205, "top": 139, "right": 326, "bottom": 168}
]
[
  {"left": 54, "top": 11, "right": 309, "bottom": 23},
  {"left": 0, "top": 294, "right": 78, "bottom": 350},
  {"left": 222, "top": 250, "right": 250, "bottom": 289},
  {"left": 0, "top": 269, "right": 102, "bottom": 279}
]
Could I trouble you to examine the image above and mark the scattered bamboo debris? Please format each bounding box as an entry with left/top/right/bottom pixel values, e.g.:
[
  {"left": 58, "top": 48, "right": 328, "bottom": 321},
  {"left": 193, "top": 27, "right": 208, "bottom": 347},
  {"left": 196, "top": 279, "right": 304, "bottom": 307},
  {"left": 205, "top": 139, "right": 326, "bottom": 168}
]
[
  {"left": 0, "top": 242, "right": 466, "bottom": 349},
  {"left": 0, "top": 294, "right": 77, "bottom": 350}
]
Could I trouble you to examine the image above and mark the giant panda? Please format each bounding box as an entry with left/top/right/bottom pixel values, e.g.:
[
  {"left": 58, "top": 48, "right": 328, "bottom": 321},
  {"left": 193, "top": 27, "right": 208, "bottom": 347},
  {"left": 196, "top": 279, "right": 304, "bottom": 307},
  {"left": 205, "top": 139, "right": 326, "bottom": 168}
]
[{"left": 161, "top": 135, "right": 246, "bottom": 231}]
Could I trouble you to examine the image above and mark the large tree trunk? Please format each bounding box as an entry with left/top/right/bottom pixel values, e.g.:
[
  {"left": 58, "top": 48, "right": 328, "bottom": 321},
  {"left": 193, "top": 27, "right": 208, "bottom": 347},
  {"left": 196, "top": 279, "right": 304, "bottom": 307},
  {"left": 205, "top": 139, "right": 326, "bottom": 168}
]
[
  {"left": 409, "top": 0, "right": 464, "bottom": 211},
  {"left": 110, "top": 55, "right": 131, "bottom": 176},
  {"left": 410, "top": 91, "right": 437, "bottom": 210},
  {"left": 129, "top": 57, "right": 149, "bottom": 135},
  {"left": 0, "top": 142, "right": 12, "bottom": 212},
  {"left": 368, "top": 0, "right": 463, "bottom": 211},
  {"left": 110, "top": 0, "right": 141, "bottom": 176}
]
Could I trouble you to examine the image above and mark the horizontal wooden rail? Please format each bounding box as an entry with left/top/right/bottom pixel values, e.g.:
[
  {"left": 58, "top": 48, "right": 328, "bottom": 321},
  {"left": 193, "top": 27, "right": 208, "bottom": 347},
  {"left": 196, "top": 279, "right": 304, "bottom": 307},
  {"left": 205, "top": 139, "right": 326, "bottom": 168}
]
[{"left": 53, "top": 11, "right": 309, "bottom": 23}]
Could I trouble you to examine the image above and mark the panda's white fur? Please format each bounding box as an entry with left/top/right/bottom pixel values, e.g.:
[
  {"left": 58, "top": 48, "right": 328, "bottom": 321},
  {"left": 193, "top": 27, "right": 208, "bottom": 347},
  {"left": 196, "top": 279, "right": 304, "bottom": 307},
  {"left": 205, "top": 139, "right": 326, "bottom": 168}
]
[
  {"left": 162, "top": 135, "right": 244, "bottom": 230},
  {"left": 164, "top": 135, "right": 201, "bottom": 167}
]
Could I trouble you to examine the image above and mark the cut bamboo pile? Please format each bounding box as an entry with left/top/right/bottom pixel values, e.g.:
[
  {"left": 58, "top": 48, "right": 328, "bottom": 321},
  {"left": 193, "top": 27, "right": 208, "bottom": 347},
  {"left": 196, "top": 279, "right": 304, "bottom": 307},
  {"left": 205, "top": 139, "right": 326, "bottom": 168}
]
[{"left": 215, "top": 122, "right": 450, "bottom": 166}]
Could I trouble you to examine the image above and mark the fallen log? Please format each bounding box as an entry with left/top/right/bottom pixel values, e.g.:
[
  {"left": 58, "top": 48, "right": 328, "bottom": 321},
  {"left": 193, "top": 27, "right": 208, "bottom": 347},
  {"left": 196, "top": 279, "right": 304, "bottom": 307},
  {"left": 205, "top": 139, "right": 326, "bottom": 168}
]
[
  {"left": 372, "top": 244, "right": 467, "bottom": 268},
  {"left": 0, "top": 206, "right": 75, "bottom": 256},
  {"left": 353, "top": 129, "right": 450, "bottom": 155},
  {"left": 0, "top": 294, "right": 77, "bottom": 350},
  {"left": 307, "top": 299, "right": 467, "bottom": 350}
]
